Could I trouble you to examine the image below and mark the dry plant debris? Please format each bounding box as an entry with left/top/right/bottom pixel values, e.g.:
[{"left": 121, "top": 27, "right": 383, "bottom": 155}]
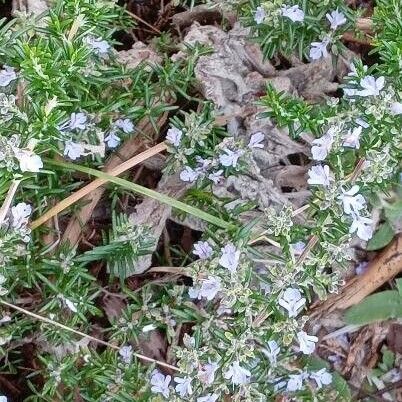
[{"left": 0, "top": 0, "right": 401, "bottom": 401}]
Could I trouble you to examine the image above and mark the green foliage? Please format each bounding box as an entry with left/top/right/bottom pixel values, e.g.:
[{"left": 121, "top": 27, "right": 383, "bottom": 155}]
[
  {"left": 373, "top": 0, "right": 402, "bottom": 84},
  {"left": 345, "top": 287, "right": 402, "bottom": 325},
  {"left": 77, "top": 213, "right": 156, "bottom": 279},
  {"left": 243, "top": 0, "right": 357, "bottom": 60},
  {"left": 258, "top": 84, "right": 325, "bottom": 137},
  {"left": 366, "top": 221, "right": 394, "bottom": 250},
  {"left": 0, "top": 0, "right": 401, "bottom": 401}
]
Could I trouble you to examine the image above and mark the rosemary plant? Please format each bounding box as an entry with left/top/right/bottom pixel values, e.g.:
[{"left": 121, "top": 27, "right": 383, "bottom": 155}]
[{"left": 0, "top": 0, "right": 400, "bottom": 401}]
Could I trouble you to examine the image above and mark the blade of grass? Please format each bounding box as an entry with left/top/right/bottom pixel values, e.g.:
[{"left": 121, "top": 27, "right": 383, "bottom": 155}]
[{"left": 44, "top": 158, "right": 235, "bottom": 231}]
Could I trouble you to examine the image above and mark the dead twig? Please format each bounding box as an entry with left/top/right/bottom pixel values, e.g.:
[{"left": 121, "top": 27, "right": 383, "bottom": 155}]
[
  {"left": 0, "top": 180, "right": 21, "bottom": 227},
  {"left": 30, "top": 142, "right": 167, "bottom": 231},
  {"left": 0, "top": 299, "right": 180, "bottom": 372},
  {"left": 126, "top": 9, "right": 162, "bottom": 34}
]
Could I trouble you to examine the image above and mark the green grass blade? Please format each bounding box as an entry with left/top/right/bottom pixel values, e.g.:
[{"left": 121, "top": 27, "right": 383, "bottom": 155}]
[{"left": 45, "top": 159, "right": 235, "bottom": 231}]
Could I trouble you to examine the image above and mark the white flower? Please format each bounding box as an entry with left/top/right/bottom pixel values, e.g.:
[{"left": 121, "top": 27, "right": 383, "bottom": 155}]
[
  {"left": 219, "top": 148, "right": 244, "bottom": 168},
  {"left": 64, "top": 297, "right": 78, "bottom": 313},
  {"left": 174, "top": 376, "right": 193, "bottom": 398},
  {"left": 262, "top": 340, "right": 280, "bottom": 365},
  {"left": 193, "top": 241, "right": 213, "bottom": 259},
  {"left": 223, "top": 361, "right": 251, "bottom": 385},
  {"left": 291, "top": 241, "right": 305, "bottom": 256},
  {"left": 349, "top": 214, "right": 373, "bottom": 241},
  {"left": 219, "top": 243, "right": 241, "bottom": 272},
  {"left": 190, "top": 276, "right": 221, "bottom": 301},
  {"left": 356, "top": 118, "right": 369, "bottom": 128},
  {"left": 310, "top": 368, "right": 333, "bottom": 389},
  {"left": 307, "top": 165, "right": 331, "bottom": 186},
  {"left": 355, "top": 261, "right": 369, "bottom": 275},
  {"left": 197, "top": 394, "right": 219, "bottom": 402},
  {"left": 64, "top": 141, "right": 85, "bottom": 160},
  {"left": 118, "top": 345, "right": 133, "bottom": 363},
  {"left": 338, "top": 185, "right": 366, "bottom": 215},
  {"left": 208, "top": 170, "right": 224, "bottom": 184},
  {"left": 115, "top": 118, "right": 134, "bottom": 133},
  {"left": 183, "top": 334, "right": 195, "bottom": 348},
  {"left": 0, "top": 66, "right": 17, "bottom": 87},
  {"left": 0, "top": 315, "right": 11, "bottom": 324},
  {"left": 311, "top": 132, "right": 334, "bottom": 161},
  {"left": 297, "top": 331, "right": 318, "bottom": 354},
  {"left": 105, "top": 131, "right": 121, "bottom": 148},
  {"left": 166, "top": 127, "right": 183, "bottom": 147},
  {"left": 180, "top": 166, "right": 199, "bottom": 182},
  {"left": 85, "top": 36, "right": 110, "bottom": 55},
  {"left": 287, "top": 373, "right": 305, "bottom": 392},
  {"left": 150, "top": 369, "right": 171, "bottom": 398},
  {"left": 217, "top": 301, "right": 231, "bottom": 316},
  {"left": 15, "top": 150, "right": 43, "bottom": 173},
  {"left": 0, "top": 396, "right": 7, "bottom": 402},
  {"left": 357, "top": 75, "right": 385, "bottom": 97},
  {"left": 343, "top": 126, "right": 362, "bottom": 149},
  {"left": 11, "top": 202, "right": 32, "bottom": 229},
  {"left": 254, "top": 6, "right": 266, "bottom": 24},
  {"left": 309, "top": 38, "right": 330, "bottom": 60},
  {"left": 326, "top": 9, "right": 346, "bottom": 30},
  {"left": 278, "top": 288, "right": 306, "bottom": 318},
  {"left": 142, "top": 324, "right": 157, "bottom": 333},
  {"left": 343, "top": 87, "right": 358, "bottom": 98},
  {"left": 0, "top": 275, "right": 7, "bottom": 296},
  {"left": 198, "top": 361, "right": 218, "bottom": 385},
  {"left": 69, "top": 112, "right": 87, "bottom": 130},
  {"left": 390, "top": 101, "right": 402, "bottom": 115},
  {"left": 280, "top": 5, "right": 305, "bottom": 22},
  {"left": 260, "top": 281, "right": 271, "bottom": 295},
  {"left": 248, "top": 132, "right": 265, "bottom": 149},
  {"left": 195, "top": 157, "right": 212, "bottom": 173}
]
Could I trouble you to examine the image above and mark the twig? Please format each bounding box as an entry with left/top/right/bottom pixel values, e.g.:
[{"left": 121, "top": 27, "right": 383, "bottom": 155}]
[
  {"left": 30, "top": 142, "right": 167, "bottom": 230},
  {"left": 295, "top": 235, "right": 319, "bottom": 266},
  {"left": 0, "top": 299, "right": 180, "bottom": 372},
  {"left": 126, "top": 10, "right": 162, "bottom": 34},
  {"left": 0, "top": 180, "right": 21, "bottom": 227},
  {"left": 148, "top": 266, "right": 190, "bottom": 276},
  {"left": 292, "top": 204, "right": 310, "bottom": 217}
]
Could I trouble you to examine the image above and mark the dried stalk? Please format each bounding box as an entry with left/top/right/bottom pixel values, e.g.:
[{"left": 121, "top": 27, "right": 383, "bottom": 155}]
[
  {"left": 30, "top": 142, "right": 167, "bottom": 230},
  {"left": 0, "top": 180, "right": 21, "bottom": 227},
  {"left": 0, "top": 299, "right": 179, "bottom": 371}
]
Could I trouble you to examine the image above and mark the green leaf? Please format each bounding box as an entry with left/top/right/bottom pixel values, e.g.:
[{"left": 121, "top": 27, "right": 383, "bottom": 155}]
[
  {"left": 384, "top": 200, "right": 402, "bottom": 222},
  {"left": 396, "top": 278, "right": 402, "bottom": 295},
  {"left": 344, "top": 290, "right": 402, "bottom": 325},
  {"left": 44, "top": 159, "right": 235, "bottom": 231},
  {"left": 366, "top": 221, "right": 394, "bottom": 251},
  {"left": 381, "top": 347, "right": 395, "bottom": 370}
]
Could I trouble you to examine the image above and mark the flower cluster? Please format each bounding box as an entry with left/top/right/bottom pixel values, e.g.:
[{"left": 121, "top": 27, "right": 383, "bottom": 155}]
[
  {"left": 166, "top": 110, "right": 265, "bottom": 186},
  {"left": 0, "top": 0, "right": 400, "bottom": 401},
  {"left": 247, "top": 1, "right": 355, "bottom": 60}
]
